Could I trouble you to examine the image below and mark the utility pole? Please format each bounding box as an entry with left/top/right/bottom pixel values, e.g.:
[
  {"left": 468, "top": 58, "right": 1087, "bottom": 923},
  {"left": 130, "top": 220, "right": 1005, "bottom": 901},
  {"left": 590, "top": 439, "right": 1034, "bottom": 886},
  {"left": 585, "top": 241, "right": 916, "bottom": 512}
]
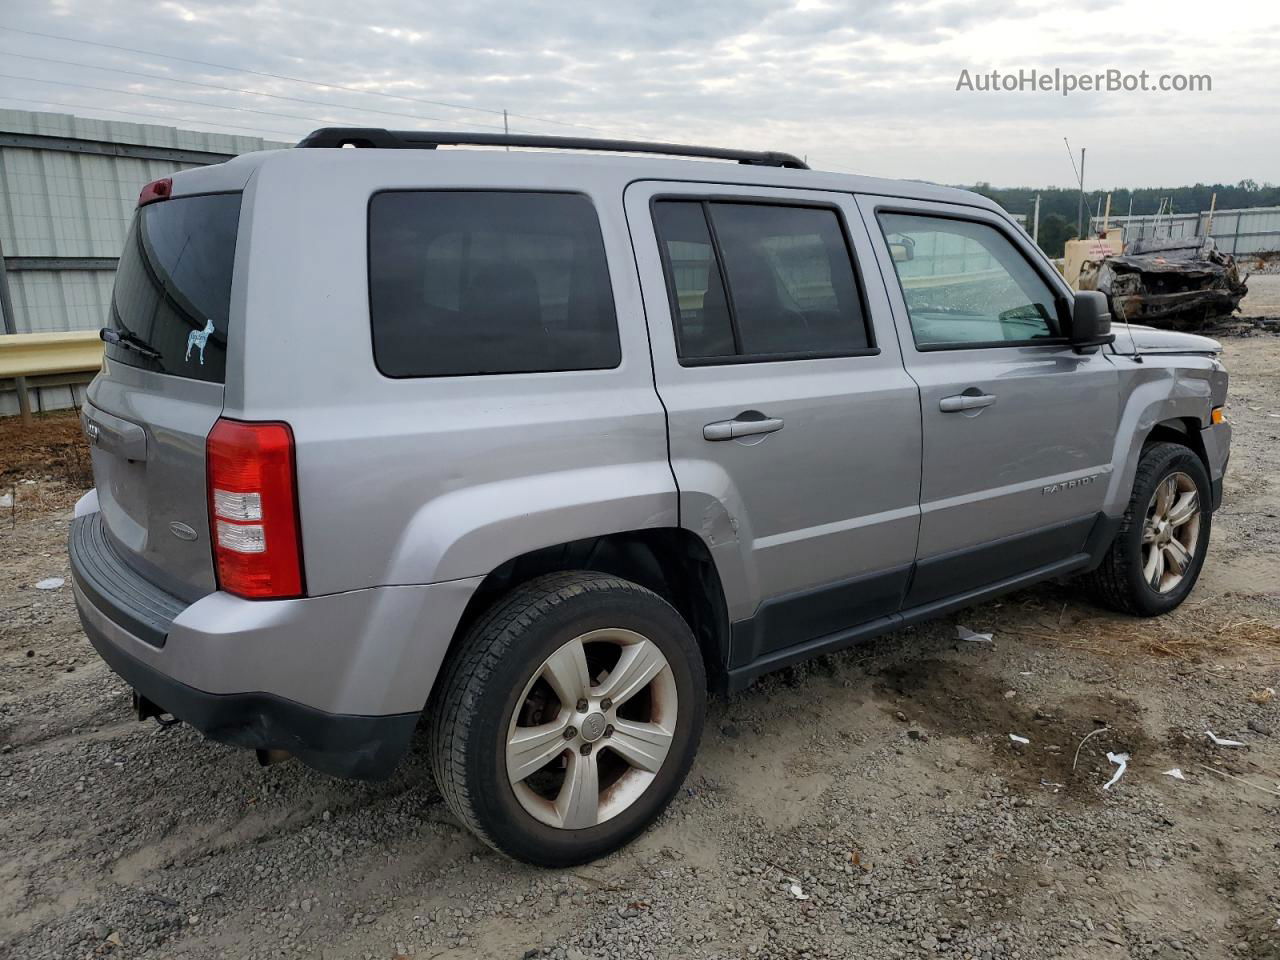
[
  {"left": 503, "top": 109, "right": 509, "bottom": 151},
  {"left": 1032, "top": 194, "right": 1041, "bottom": 246},
  {"left": 1077, "top": 147, "right": 1086, "bottom": 238},
  {"left": 1064, "top": 138, "right": 1086, "bottom": 239}
]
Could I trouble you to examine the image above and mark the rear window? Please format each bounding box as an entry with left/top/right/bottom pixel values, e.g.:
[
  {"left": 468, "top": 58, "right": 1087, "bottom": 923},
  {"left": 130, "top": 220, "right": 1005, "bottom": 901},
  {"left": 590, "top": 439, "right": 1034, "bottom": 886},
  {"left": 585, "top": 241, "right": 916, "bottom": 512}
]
[
  {"left": 106, "top": 193, "right": 241, "bottom": 383},
  {"left": 368, "top": 191, "right": 621, "bottom": 377}
]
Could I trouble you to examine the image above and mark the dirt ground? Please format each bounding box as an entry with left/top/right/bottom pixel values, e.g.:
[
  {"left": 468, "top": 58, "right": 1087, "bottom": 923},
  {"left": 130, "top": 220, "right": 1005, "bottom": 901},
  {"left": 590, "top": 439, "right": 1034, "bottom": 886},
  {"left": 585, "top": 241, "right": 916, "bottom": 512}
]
[{"left": 1, "top": 333, "right": 1277, "bottom": 960}]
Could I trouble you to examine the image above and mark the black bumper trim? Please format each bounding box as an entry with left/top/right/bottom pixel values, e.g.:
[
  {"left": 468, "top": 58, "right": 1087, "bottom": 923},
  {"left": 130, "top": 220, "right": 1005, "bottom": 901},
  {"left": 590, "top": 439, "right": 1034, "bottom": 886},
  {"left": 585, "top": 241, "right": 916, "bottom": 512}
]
[
  {"left": 1211, "top": 474, "right": 1224, "bottom": 512},
  {"left": 77, "top": 596, "right": 418, "bottom": 780},
  {"left": 69, "top": 513, "right": 187, "bottom": 648}
]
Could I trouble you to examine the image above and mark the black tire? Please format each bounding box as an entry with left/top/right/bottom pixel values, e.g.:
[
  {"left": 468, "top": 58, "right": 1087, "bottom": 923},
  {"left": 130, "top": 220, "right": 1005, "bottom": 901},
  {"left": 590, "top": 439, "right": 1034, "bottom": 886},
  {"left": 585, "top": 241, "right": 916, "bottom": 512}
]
[
  {"left": 1083, "top": 441, "right": 1212, "bottom": 616},
  {"left": 427, "top": 571, "right": 706, "bottom": 866}
]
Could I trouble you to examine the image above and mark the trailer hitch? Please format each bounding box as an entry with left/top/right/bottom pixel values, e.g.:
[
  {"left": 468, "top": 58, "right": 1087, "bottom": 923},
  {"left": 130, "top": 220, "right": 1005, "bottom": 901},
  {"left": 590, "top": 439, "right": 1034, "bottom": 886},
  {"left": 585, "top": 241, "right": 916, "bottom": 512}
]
[{"left": 132, "top": 690, "right": 180, "bottom": 728}]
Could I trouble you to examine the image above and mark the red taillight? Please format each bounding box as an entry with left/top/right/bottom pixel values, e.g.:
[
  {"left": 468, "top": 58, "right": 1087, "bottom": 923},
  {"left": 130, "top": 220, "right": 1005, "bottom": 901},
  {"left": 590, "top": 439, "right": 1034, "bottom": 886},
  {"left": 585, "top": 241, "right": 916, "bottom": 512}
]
[
  {"left": 206, "top": 419, "right": 305, "bottom": 599},
  {"left": 138, "top": 177, "right": 172, "bottom": 207}
]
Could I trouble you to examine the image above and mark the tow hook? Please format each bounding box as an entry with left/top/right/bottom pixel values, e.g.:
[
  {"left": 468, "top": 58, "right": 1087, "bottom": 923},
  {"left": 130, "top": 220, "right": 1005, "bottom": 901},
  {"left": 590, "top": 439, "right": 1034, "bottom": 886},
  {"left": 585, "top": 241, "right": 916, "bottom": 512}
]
[{"left": 132, "top": 690, "right": 180, "bottom": 727}]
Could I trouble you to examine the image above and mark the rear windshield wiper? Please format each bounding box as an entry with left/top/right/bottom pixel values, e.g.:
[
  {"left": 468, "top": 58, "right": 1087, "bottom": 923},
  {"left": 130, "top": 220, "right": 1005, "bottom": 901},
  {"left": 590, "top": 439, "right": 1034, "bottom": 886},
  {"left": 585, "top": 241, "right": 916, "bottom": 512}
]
[{"left": 100, "top": 327, "right": 162, "bottom": 360}]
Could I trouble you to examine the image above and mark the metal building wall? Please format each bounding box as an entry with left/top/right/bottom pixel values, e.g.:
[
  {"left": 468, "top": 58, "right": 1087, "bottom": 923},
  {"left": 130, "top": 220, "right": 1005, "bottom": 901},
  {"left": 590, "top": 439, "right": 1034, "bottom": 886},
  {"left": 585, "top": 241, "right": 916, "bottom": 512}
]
[
  {"left": 0, "top": 109, "right": 288, "bottom": 415},
  {"left": 1090, "top": 206, "right": 1280, "bottom": 258}
]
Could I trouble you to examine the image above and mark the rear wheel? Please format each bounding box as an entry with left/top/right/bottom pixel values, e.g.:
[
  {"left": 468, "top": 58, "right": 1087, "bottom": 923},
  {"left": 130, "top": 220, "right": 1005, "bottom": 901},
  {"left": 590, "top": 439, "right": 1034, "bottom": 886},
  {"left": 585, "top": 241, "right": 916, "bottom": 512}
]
[
  {"left": 1083, "top": 442, "right": 1211, "bottom": 616},
  {"left": 428, "top": 571, "right": 705, "bottom": 866}
]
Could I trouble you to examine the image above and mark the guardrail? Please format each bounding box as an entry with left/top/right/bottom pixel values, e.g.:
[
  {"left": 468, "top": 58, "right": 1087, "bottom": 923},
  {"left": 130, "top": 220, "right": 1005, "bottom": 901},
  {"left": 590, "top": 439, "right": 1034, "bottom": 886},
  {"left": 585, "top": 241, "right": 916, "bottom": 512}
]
[{"left": 0, "top": 331, "right": 103, "bottom": 379}]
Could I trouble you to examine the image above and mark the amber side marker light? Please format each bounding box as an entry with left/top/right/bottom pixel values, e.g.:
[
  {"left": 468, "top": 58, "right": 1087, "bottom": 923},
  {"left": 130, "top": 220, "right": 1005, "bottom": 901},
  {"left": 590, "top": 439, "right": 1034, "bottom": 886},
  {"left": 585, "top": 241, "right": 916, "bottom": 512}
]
[{"left": 1211, "top": 408, "right": 1226, "bottom": 425}]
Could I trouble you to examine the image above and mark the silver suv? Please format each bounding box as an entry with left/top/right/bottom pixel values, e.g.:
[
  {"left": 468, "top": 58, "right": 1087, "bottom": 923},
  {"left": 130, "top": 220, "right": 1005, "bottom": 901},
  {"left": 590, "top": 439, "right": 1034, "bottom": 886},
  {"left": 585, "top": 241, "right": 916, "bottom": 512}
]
[{"left": 70, "top": 129, "right": 1231, "bottom": 866}]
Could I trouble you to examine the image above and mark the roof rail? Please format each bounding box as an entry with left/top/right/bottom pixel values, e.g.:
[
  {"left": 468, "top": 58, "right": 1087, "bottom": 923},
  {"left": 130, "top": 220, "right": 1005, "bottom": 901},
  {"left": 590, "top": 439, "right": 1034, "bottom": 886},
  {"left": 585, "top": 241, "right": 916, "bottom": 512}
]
[{"left": 295, "top": 128, "right": 809, "bottom": 169}]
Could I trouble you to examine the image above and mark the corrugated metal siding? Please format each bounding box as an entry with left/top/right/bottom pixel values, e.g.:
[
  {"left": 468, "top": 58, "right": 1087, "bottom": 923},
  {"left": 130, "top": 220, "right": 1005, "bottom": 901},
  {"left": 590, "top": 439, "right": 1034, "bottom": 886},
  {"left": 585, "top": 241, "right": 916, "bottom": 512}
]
[
  {"left": 8, "top": 270, "right": 117, "bottom": 333},
  {"left": 1, "top": 109, "right": 287, "bottom": 415},
  {"left": 1092, "top": 206, "right": 1280, "bottom": 257},
  {"left": 1, "top": 147, "right": 194, "bottom": 259}
]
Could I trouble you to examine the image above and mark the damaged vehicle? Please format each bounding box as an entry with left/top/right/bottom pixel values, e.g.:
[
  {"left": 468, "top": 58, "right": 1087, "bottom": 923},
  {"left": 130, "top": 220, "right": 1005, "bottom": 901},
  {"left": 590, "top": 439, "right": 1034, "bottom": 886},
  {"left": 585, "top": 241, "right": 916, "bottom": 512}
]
[
  {"left": 70, "top": 129, "right": 1230, "bottom": 866},
  {"left": 1077, "top": 236, "right": 1248, "bottom": 330}
]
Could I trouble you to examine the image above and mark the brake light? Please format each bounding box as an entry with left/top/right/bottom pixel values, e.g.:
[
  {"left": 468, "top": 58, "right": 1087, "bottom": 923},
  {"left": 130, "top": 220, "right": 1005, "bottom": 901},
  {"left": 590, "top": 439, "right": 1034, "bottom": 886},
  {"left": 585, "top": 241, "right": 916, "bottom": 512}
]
[
  {"left": 206, "top": 419, "right": 305, "bottom": 599},
  {"left": 138, "top": 177, "right": 172, "bottom": 207}
]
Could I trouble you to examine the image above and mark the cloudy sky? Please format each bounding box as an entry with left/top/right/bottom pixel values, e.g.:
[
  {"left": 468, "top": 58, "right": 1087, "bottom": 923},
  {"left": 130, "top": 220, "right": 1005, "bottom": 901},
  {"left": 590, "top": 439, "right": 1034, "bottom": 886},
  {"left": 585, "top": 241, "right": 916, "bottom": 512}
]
[{"left": 2, "top": 0, "right": 1277, "bottom": 189}]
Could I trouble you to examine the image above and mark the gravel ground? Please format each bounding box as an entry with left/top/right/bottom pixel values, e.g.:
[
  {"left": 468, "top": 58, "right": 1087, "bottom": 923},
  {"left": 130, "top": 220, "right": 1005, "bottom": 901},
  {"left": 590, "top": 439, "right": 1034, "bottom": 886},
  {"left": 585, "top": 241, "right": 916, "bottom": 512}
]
[
  {"left": 1239, "top": 274, "right": 1280, "bottom": 318},
  {"left": 2, "top": 336, "right": 1278, "bottom": 960}
]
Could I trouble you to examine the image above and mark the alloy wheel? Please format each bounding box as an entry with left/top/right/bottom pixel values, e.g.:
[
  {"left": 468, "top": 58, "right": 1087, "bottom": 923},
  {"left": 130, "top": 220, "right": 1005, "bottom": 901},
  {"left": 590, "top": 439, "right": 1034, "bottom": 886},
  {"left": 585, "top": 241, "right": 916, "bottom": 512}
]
[
  {"left": 505, "top": 628, "right": 677, "bottom": 829},
  {"left": 1141, "top": 471, "right": 1201, "bottom": 594}
]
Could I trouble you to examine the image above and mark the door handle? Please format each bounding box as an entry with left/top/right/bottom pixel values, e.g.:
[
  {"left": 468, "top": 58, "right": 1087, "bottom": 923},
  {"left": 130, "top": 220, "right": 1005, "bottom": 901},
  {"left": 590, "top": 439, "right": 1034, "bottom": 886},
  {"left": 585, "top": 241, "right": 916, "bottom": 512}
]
[
  {"left": 82, "top": 405, "right": 148, "bottom": 461},
  {"left": 939, "top": 393, "right": 996, "bottom": 413},
  {"left": 703, "top": 416, "right": 785, "bottom": 441}
]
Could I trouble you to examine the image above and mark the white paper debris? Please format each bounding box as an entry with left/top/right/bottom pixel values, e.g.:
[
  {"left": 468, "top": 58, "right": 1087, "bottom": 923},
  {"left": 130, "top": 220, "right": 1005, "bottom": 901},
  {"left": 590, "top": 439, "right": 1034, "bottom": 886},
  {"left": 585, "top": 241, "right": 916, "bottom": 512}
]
[
  {"left": 1163, "top": 768, "right": 1187, "bottom": 780},
  {"left": 957, "top": 625, "right": 994, "bottom": 644},
  {"left": 785, "top": 879, "right": 810, "bottom": 901},
  {"left": 35, "top": 578, "right": 65, "bottom": 590},
  {"left": 1009, "top": 734, "right": 1030, "bottom": 745},
  {"left": 0, "top": 493, "right": 12, "bottom": 508},
  {"left": 1103, "top": 752, "right": 1129, "bottom": 790},
  {"left": 1205, "top": 730, "right": 1246, "bottom": 748}
]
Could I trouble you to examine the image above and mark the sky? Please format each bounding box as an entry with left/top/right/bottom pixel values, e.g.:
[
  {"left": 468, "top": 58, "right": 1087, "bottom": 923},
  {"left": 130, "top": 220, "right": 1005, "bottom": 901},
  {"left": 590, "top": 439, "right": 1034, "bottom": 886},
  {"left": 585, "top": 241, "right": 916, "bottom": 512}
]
[{"left": 1, "top": 0, "right": 1277, "bottom": 189}]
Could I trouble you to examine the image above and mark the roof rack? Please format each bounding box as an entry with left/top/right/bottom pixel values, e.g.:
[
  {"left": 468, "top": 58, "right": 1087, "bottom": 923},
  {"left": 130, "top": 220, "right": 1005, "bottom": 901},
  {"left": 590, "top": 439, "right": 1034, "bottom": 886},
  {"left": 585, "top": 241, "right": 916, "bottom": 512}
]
[{"left": 295, "top": 127, "right": 809, "bottom": 169}]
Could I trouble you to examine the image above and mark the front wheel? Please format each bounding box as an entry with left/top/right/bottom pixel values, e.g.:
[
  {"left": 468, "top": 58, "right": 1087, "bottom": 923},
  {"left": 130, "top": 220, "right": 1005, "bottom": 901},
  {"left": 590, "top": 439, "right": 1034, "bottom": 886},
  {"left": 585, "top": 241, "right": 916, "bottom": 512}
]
[
  {"left": 1083, "top": 441, "right": 1212, "bottom": 616},
  {"left": 428, "top": 571, "right": 705, "bottom": 866}
]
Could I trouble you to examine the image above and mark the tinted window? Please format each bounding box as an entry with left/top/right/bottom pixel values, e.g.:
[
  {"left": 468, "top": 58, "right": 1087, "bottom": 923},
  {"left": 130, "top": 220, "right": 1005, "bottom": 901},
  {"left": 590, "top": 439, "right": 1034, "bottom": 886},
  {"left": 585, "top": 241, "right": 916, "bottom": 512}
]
[
  {"left": 652, "top": 201, "right": 736, "bottom": 359},
  {"left": 106, "top": 193, "right": 241, "bottom": 383},
  {"left": 710, "top": 204, "right": 869, "bottom": 356},
  {"left": 878, "top": 213, "right": 1060, "bottom": 348},
  {"left": 369, "top": 192, "right": 620, "bottom": 377},
  {"left": 654, "top": 200, "right": 869, "bottom": 362}
]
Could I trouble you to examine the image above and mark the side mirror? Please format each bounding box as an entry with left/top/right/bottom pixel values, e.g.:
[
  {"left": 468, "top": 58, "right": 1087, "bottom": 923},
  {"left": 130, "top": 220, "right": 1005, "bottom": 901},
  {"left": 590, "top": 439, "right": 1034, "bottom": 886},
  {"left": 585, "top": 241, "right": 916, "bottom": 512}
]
[
  {"left": 1069, "top": 291, "right": 1114, "bottom": 350},
  {"left": 888, "top": 234, "right": 915, "bottom": 262}
]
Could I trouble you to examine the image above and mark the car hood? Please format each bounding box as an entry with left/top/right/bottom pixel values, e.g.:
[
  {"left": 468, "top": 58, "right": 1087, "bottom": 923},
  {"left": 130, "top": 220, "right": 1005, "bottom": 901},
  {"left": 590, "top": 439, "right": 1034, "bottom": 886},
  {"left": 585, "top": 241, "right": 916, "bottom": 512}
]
[{"left": 1109, "top": 323, "right": 1222, "bottom": 356}]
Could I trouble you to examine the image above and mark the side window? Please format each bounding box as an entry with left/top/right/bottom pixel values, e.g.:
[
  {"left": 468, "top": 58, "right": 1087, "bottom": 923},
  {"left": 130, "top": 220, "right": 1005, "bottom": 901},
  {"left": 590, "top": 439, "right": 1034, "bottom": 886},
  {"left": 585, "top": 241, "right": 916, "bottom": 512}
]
[
  {"left": 654, "top": 200, "right": 871, "bottom": 363},
  {"left": 877, "top": 212, "right": 1061, "bottom": 348},
  {"left": 368, "top": 191, "right": 620, "bottom": 377},
  {"left": 652, "top": 201, "right": 736, "bottom": 360}
]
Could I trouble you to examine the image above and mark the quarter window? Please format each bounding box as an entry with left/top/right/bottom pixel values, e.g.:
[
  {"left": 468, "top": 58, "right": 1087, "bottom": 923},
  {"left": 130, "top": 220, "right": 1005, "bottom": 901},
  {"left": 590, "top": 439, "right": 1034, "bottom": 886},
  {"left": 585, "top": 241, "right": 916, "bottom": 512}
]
[
  {"left": 654, "top": 200, "right": 871, "bottom": 362},
  {"left": 368, "top": 191, "right": 620, "bottom": 377},
  {"left": 877, "top": 212, "right": 1061, "bottom": 348}
]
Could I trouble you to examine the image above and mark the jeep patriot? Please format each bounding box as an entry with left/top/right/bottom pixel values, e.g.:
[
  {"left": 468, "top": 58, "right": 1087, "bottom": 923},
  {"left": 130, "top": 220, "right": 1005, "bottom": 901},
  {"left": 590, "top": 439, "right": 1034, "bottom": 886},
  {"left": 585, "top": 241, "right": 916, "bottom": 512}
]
[{"left": 70, "top": 129, "right": 1231, "bottom": 865}]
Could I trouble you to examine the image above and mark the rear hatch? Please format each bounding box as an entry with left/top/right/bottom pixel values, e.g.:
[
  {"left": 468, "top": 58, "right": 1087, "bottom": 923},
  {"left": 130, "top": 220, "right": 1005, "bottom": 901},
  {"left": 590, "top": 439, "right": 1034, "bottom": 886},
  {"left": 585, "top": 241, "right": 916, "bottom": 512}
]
[{"left": 84, "top": 189, "right": 241, "bottom": 602}]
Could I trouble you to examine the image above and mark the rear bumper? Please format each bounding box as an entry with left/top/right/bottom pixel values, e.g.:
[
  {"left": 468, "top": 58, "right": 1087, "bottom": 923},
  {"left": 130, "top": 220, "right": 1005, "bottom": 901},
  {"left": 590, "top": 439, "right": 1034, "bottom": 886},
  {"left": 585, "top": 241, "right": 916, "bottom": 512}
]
[
  {"left": 69, "top": 511, "right": 481, "bottom": 779},
  {"left": 77, "top": 590, "right": 417, "bottom": 778}
]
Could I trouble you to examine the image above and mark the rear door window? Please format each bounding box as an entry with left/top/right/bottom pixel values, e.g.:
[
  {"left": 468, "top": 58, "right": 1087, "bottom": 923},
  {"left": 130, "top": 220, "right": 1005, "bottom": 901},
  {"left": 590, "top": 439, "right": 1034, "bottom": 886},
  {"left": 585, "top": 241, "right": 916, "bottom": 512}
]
[
  {"left": 368, "top": 191, "right": 621, "bottom": 377},
  {"left": 654, "top": 200, "right": 871, "bottom": 363},
  {"left": 106, "top": 193, "right": 241, "bottom": 383}
]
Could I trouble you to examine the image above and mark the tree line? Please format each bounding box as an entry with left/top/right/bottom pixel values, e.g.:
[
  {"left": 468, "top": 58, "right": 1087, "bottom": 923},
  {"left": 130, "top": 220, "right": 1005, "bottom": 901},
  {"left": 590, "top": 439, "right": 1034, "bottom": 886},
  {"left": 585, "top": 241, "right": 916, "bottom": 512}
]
[{"left": 966, "top": 180, "right": 1280, "bottom": 257}]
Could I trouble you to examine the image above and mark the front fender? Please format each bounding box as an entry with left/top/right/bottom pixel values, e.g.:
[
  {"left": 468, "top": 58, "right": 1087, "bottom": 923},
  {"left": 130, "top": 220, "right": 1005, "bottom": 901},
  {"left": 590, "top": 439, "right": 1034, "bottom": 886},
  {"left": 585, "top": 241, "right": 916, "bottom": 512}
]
[
  {"left": 1104, "top": 358, "right": 1223, "bottom": 516},
  {"left": 390, "top": 462, "right": 679, "bottom": 584}
]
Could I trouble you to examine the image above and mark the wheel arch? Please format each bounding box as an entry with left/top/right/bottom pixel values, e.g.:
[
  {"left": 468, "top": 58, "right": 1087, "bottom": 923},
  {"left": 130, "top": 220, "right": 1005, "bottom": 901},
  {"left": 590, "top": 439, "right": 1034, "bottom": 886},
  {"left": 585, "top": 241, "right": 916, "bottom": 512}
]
[
  {"left": 444, "top": 529, "right": 733, "bottom": 693},
  {"left": 1144, "top": 417, "right": 1209, "bottom": 474}
]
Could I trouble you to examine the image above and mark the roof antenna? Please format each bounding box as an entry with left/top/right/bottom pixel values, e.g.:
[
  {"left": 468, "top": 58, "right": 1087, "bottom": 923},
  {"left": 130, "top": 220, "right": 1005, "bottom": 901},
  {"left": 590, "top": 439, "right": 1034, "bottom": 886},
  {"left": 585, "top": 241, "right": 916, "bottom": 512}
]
[{"left": 1112, "top": 294, "right": 1143, "bottom": 363}]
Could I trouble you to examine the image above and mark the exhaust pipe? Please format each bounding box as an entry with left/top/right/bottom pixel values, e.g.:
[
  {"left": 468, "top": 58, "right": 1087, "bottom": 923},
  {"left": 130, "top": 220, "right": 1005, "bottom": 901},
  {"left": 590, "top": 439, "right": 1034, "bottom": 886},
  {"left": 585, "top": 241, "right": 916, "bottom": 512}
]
[{"left": 256, "top": 748, "right": 293, "bottom": 767}]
